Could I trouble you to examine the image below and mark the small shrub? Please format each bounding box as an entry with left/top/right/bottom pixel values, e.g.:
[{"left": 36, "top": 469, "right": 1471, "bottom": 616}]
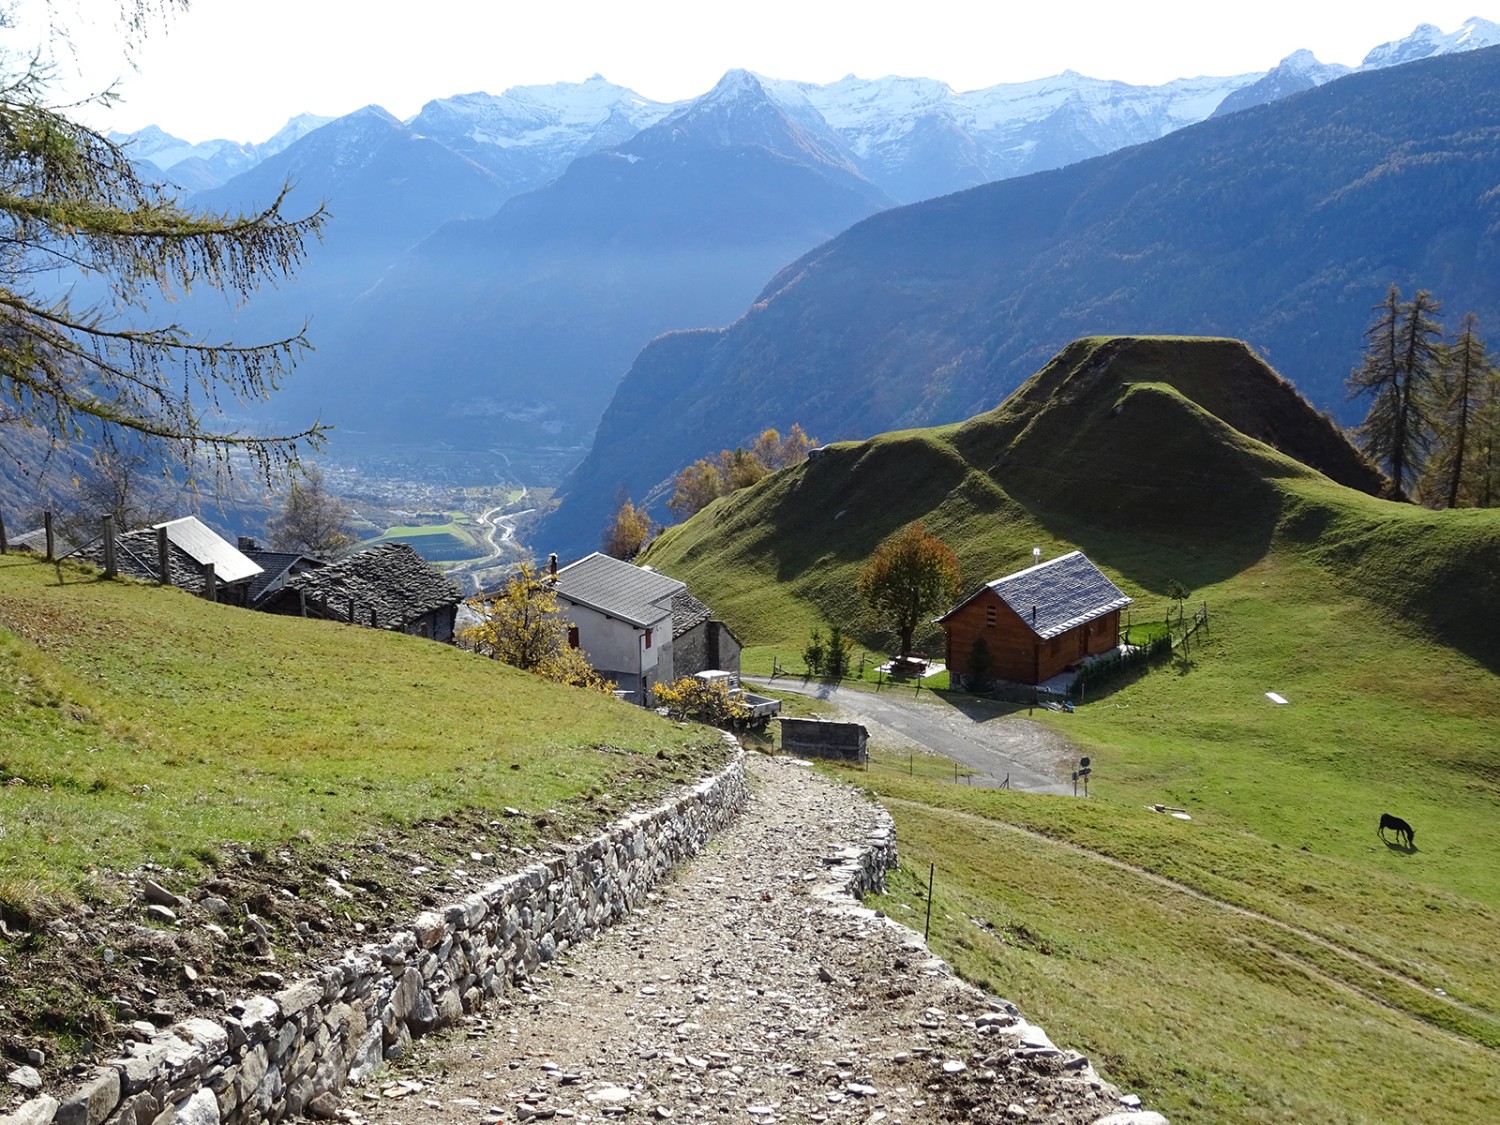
[
  {"left": 653, "top": 677, "right": 750, "bottom": 727},
  {"left": 803, "top": 628, "right": 826, "bottom": 677}
]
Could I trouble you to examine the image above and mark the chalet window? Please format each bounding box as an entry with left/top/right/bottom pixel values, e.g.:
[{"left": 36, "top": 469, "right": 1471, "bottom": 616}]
[
  {"left": 568, "top": 625, "right": 580, "bottom": 648},
  {"left": 644, "top": 628, "right": 653, "bottom": 649},
  {"left": 985, "top": 604, "right": 997, "bottom": 627}
]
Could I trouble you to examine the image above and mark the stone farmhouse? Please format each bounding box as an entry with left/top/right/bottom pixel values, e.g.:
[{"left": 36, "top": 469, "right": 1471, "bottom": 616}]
[
  {"left": 79, "top": 516, "right": 265, "bottom": 606},
  {"left": 260, "top": 542, "right": 464, "bottom": 642},
  {"left": 937, "top": 550, "right": 1131, "bottom": 687}
]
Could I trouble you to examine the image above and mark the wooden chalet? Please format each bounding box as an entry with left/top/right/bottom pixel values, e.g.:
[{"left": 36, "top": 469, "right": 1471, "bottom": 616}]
[{"left": 937, "top": 551, "right": 1131, "bottom": 687}]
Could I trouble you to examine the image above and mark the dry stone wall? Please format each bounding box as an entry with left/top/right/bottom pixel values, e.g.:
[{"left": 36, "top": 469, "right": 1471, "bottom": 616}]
[{"left": 3, "top": 750, "right": 768, "bottom": 1125}]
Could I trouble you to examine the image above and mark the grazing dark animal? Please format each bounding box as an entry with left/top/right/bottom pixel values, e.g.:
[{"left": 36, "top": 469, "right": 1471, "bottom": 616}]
[{"left": 1379, "top": 813, "right": 1415, "bottom": 848}]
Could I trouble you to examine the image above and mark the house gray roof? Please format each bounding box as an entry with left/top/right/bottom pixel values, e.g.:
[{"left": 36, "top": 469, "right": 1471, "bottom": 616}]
[
  {"left": 150, "top": 517, "right": 262, "bottom": 584},
  {"left": 73, "top": 517, "right": 259, "bottom": 594},
  {"left": 671, "top": 589, "right": 714, "bottom": 638},
  {"left": 942, "top": 551, "right": 1132, "bottom": 640},
  {"left": 287, "top": 542, "right": 462, "bottom": 629},
  {"left": 9, "top": 526, "right": 77, "bottom": 556},
  {"left": 553, "top": 552, "right": 684, "bottom": 629}
]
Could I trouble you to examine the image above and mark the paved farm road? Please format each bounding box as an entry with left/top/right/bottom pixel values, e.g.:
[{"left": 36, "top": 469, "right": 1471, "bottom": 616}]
[{"left": 751, "top": 678, "right": 1079, "bottom": 795}]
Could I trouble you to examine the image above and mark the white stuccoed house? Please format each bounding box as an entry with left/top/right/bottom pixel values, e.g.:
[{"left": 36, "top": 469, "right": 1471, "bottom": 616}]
[{"left": 550, "top": 552, "right": 685, "bottom": 705}]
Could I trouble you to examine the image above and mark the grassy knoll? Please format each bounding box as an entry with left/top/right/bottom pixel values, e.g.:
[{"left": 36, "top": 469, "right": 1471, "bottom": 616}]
[
  {"left": 643, "top": 337, "right": 1500, "bottom": 1122},
  {"left": 0, "top": 552, "right": 729, "bottom": 911}
]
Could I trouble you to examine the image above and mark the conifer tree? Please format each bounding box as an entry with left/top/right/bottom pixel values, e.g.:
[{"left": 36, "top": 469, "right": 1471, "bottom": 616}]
[
  {"left": 0, "top": 1, "right": 329, "bottom": 484},
  {"left": 1422, "top": 313, "right": 1497, "bottom": 508},
  {"left": 1348, "top": 286, "right": 1443, "bottom": 500}
]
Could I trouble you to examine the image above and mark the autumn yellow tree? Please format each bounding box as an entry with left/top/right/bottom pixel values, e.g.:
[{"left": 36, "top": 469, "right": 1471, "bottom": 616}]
[
  {"left": 461, "top": 562, "right": 613, "bottom": 692},
  {"left": 601, "top": 495, "right": 653, "bottom": 559},
  {"left": 667, "top": 425, "right": 818, "bottom": 519},
  {"left": 857, "top": 523, "right": 961, "bottom": 658}
]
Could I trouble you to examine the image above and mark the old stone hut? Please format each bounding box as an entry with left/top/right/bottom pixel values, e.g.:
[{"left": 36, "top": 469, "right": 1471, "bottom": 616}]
[{"left": 262, "top": 542, "right": 463, "bottom": 641}]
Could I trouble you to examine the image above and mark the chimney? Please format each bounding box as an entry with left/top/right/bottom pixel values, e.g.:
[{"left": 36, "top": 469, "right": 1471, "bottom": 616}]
[
  {"left": 548, "top": 553, "right": 558, "bottom": 583},
  {"left": 1032, "top": 547, "right": 1042, "bottom": 565},
  {"left": 238, "top": 536, "right": 258, "bottom": 552}
]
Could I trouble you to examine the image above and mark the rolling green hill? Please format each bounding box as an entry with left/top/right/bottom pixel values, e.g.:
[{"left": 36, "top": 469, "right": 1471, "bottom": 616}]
[{"left": 642, "top": 336, "right": 1500, "bottom": 1123}]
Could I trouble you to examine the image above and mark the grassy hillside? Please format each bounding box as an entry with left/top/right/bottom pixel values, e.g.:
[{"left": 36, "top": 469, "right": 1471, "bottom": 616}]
[
  {"left": 642, "top": 337, "right": 1500, "bottom": 1123},
  {"left": 0, "top": 553, "right": 730, "bottom": 1067}
]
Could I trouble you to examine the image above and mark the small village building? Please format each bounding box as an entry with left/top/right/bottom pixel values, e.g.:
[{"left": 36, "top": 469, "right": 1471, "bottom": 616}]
[
  {"left": 548, "top": 554, "right": 741, "bottom": 705},
  {"left": 671, "top": 588, "right": 743, "bottom": 679},
  {"left": 237, "top": 537, "right": 328, "bottom": 609},
  {"left": 262, "top": 542, "right": 463, "bottom": 641},
  {"left": 552, "top": 552, "right": 684, "bottom": 705},
  {"left": 79, "top": 516, "right": 264, "bottom": 605},
  {"left": 937, "top": 550, "right": 1132, "bottom": 687}
]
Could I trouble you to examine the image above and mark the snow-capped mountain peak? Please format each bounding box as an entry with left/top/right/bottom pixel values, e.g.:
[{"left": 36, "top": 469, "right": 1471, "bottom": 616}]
[{"left": 1362, "top": 16, "right": 1500, "bottom": 69}]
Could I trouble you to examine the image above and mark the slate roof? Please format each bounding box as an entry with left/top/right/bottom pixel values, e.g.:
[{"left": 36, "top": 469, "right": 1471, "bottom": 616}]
[
  {"left": 287, "top": 542, "right": 463, "bottom": 629},
  {"left": 553, "top": 552, "right": 684, "bottom": 629},
  {"left": 9, "top": 526, "right": 77, "bottom": 556},
  {"left": 241, "top": 548, "right": 326, "bottom": 606},
  {"left": 940, "top": 551, "right": 1132, "bottom": 640},
  {"left": 671, "top": 589, "right": 714, "bottom": 638}
]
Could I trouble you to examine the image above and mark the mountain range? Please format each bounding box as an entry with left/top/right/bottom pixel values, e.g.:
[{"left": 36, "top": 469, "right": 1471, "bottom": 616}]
[
  {"left": 537, "top": 43, "right": 1500, "bottom": 557},
  {"left": 79, "top": 17, "right": 1500, "bottom": 555}
]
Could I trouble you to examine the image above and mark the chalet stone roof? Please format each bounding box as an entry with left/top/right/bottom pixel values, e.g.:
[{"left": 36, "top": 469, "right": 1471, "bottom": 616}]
[
  {"left": 553, "top": 552, "right": 684, "bottom": 629},
  {"left": 671, "top": 589, "right": 714, "bottom": 638},
  {"left": 9, "top": 526, "right": 77, "bottom": 556},
  {"left": 287, "top": 542, "right": 462, "bottom": 629},
  {"left": 940, "top": 550, "right": 1132, "bottom": 640}
]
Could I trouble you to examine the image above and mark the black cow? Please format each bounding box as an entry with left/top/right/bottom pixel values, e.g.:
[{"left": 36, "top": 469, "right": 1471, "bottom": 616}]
[{"left": 1379, "top": 813, "right": 1415, "bottom": 848}]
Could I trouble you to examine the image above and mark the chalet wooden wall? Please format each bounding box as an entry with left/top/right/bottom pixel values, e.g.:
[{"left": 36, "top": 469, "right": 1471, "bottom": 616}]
[{"left": 943, "top": 589, "right": 1121, "bottom": 686}]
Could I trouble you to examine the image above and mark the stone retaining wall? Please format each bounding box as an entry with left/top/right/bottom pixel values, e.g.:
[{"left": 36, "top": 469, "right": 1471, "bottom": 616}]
[{"left": 5, "top": 748, "right": 829, "bottom": 1125}]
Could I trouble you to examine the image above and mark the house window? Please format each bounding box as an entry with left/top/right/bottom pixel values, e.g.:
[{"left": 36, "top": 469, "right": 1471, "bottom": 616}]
[
  {"left": 644, "top": 628, "right": 653, "bottom": 649},
  {"left": 985, "top": 604, "right": 997, "bottom": 627},
  {"left": 568, "top": 625, "right": 580, "bottom": 648}
]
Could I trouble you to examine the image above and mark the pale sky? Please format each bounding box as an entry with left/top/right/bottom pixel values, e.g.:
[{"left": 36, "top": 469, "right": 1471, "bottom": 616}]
[{"left": 14, "top": 1, "right": 1500, "bottom": 143}]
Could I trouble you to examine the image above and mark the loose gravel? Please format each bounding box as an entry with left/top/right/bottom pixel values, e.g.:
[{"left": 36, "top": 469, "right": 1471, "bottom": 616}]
[{"left": 350, "top": 755, "right": 1159, "bottom": 1125}]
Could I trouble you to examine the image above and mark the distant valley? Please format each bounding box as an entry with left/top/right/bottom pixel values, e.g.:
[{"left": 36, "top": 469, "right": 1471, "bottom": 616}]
[{"left": 74, "top": 17, "right": 1500, "bottom": 563}]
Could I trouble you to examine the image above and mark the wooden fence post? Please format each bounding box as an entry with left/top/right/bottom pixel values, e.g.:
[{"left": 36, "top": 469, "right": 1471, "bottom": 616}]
[
  {"left": 204, "top": 562, "right": 217, "bottom": 602},
  {"left": 347, "top": 596, "right": 356, "bottom": 623},
  {"left": 44, "top": 511, "right": 55, "bottom": 560},
  {"left": 102, "top": 516, "right": 117, "bottom": 577},
  {"left": 0, "top": 510, "right": 8, "bottom": 554},
  {"left": 157, "top": 526, "right": 170, "bottom": 585}
]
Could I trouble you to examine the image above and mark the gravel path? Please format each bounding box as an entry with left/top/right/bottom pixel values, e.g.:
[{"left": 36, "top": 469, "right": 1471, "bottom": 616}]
[{"left": 348, "top": 756, "right": 1156, "bottom": 1125}]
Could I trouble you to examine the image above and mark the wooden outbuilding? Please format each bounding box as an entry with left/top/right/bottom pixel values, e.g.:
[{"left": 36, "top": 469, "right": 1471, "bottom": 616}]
[{"left": 937, "top": 551, "right": 1131, "bottom": 687}]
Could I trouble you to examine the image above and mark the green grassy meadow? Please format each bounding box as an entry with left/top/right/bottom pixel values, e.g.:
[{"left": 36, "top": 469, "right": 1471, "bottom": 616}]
[
  {"left": 642, "top": 338, "right": 1500, "bottom": 1123},
  {"left": 0, "top": 553, "right": 730, "bottom": 913},
  {"left": 368, "top": 512, "right": 487, "bottom": 563}
]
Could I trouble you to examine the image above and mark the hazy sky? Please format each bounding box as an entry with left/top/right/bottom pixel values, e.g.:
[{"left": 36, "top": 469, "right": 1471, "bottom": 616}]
[{"left": 18, "top": 1, "right": 1500, "bottom": 143}]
